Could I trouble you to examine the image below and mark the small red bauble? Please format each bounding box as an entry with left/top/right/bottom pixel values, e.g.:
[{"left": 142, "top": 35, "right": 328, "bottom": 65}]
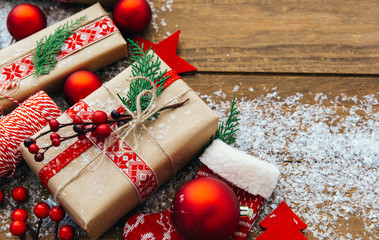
[
  {"left": 49, "top": 206, "right": 65, "bottom": 222},
  {"left": 63, "top": 71, "right": 102, "bottom": 106},
  {"left": 7, "top": 4, "right": 47, "bottom": 41},
  {"left": 28, "top": 143, "right": 39, "bottom": 154},
  {"left": 113, "top": 0, "right": 152, "bottom": 34},
  {"left": 34, "top": 202, "right": 50, "bottom": 219},
  {"left": 10, "top": 220, "right": 27, "bottom": 236},
  {"left": 59, "top": 225, "right": 75, "bottom": 240},
  {"left": 12, "top": 187, "right": 28, "bottom": 202},
  {"left": 11, "top": 208, "right": 28, "bottom": 222},
  {"left": 96, "top": 124, "right": 112, "bottom": 138},
  {"left": 91, "top": 111, "right": 108, "bottom": 124},
  {"left": 171, "top": 177, "right": 240, "bottom": 240}
]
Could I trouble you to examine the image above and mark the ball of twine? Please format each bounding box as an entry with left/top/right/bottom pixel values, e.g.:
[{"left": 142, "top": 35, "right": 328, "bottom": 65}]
[{"left": 0, "top": 91, "right": 61, "bottom": 177}]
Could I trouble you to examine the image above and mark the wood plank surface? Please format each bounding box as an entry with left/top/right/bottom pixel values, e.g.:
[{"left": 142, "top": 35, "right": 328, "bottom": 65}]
[{"left": 146, "top": 0, "right": 379, "bottom": 74}]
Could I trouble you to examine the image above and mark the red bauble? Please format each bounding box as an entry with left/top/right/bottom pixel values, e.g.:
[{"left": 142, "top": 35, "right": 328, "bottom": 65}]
[
  {"left": 113, "top": 0, "right": 152, "bottom": 34},
  {"left": 12, "top": 187, "right": 28, "bottom": 202},
  {"left": 7, "top": 4, "right": 47, "bottom": 41},
  {"left": 171, "top": 177, "right": 240, "bottom": 240},
  {"left": 11, "top": 208, "right": 28, "bottom": 222},
  {"left": 63, "top": 71, "right": 102, "bottom": 106},
  {"left": 10, "top": 220, "right": 27, "bottom": 236},
  {"left": 59, "top": 225, "right": 75, "bottom": 240},
  {"left": 34, "top": 202, "right": 50, "bottom": 219},
  {"left": 49, "top": 206, "right": 65, "bottom": 222}
]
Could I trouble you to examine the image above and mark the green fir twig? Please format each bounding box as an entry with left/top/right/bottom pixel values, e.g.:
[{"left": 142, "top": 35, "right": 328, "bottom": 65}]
[
  {"left": 32, "top": 16, "right": 86, "bottom": 77},
  {"left": 117, "top": 39, "right": 170, "bottom": 112},
  {"left": 214, "top": 95, "right": 240, "bottom": 144}
]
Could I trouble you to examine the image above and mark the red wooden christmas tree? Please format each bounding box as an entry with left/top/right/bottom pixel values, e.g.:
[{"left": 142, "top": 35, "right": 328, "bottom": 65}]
[{"left": 257, "top": 201, "right": 308, "bottom": 240}]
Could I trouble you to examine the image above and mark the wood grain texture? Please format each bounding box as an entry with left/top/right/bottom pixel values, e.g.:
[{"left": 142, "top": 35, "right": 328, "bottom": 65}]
[{"left": 146, "top": 0, "right": 379, "bottom": 74}]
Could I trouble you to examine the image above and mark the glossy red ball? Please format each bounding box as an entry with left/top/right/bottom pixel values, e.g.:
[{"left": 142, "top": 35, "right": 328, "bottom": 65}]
[
  {"left": 49, "top": 206, "right": 65, "bottom": 222},
  {"left": 49, "top": 119, "right": 60, "bottom": 131},
  {"left": 50, "top": 133, "right": 60, "bottom": 141},
  {"left": 171, "top": 177, "right": 240, "bottom": 240},
  {"left": 28, "top": 143, "right": 39, "bottom": 154},
  {"left": 12, "top": 187, "right": 28, "bottom": 202},
  {"left": 10, "top": 220, "right": 27, "bottom": 236},
  {"left": 51, "top": 138, "right": 61, "bottom": 147},
  {"left": 72, "top": 115, "right": 83, "bottom": 125},
  {"left": 34, "top": 202, "right": 50, "bottom": 219},
  {"left": 96, "top": 124, "right": 112, "bottom": 138},
  {"left": 7, "top": 4, "right": 47, "bottom": 41},
  {"left": 11, "top": 208, "right": 28, "bottom": 222},
  {"left": 91, "top": 111, "right": 108, "bottom": 124},
  {"left": 58, "top": 225, "right": 75, "bottom": 240},
  {"left": 113, "top": 0, "right": 152, "bottom": 34},
  {"left": 63, "top": 71, "right": 102, "bottom": 106}
]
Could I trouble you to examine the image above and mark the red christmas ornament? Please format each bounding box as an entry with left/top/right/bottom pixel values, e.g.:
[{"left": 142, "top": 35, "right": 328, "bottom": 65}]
[
  {"left": 11, "top": 208, "right": 28, "bottom": 222},
  {"left": 12, "top": 187, "right": 28, "bottom": 202},
  {"left": 34, "top": 202, "right": 50, "bottom": 219},
  {"left": 49, "top": 206, "right": 65, "bottom": 222},
  {"left": 10, "top": 220, "right": 27, "bottom": 236},
  {"left": 7, "top": 4, "right": 47, "bottom": 41},
  {"left": 59, "top": 225, "right": 75, "bottom": 240},
  {"left": 171, "top": 177, "right": 240, "bottom": 240},
  {"left": 113, "top": 0, "right": 152, "bottom": 34},
  {"left": 63, "top": 71, "right": 102, "bottom": 106}
]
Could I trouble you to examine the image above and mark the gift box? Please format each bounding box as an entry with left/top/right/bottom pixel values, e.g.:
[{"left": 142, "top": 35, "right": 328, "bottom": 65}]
[
  {"left": 0, "top": 3, "right": 126, "bottom": 115},
  {"left": 20, "top": 52, "right": 219, "bottom": 238},
  {"left": 0, "top": 91, "right": 61, "bottom": 177},
  {"left": 54, "top": 0, "right": 118, "bottom": 6}
]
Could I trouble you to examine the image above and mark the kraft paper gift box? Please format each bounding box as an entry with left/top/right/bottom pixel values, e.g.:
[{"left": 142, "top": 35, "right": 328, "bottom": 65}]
[
  {"left": 0, "top": 3, "right": 126, "bottom": 114},
  {"left": 20, "top": 52, "right": 219, "bottom": 238}
]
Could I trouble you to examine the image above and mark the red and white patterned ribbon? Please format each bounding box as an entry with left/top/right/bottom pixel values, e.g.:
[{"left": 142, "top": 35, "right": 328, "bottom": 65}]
[{"left": 0, "top": 16, "right": 119, "bottom": 93}]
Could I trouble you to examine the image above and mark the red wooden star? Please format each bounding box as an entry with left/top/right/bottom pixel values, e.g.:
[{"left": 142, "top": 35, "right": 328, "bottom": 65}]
[{"left": 134, "top": 31, "right": 197, "bottom": 74}]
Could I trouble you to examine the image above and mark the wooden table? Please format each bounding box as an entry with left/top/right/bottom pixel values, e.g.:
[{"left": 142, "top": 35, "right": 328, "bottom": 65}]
[{"left": 0, "top": 0, "right": 378, "bottom": 239}]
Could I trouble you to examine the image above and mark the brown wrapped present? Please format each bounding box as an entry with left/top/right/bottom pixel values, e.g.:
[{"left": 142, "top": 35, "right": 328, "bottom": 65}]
[
  {"left": 54, "top": 0, "right": 118, "bottom": 6},
  {"left": 0, "top": 3, "right": 126, "bottom": 114},
  {"left": 20, "top": 52, "right": 219, "bottom": 238}
]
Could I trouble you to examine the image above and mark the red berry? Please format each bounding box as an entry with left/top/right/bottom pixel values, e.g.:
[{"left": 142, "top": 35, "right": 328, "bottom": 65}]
[
  {"left": 91, "top": 111, "right": 108, "bottom": 124},
  {"left": 0, "top": 190, "right": 3, "bottom": 204},
  {"left": 10, "top": 220, "right": 27, "bottom": 236},
  {"left": 96, "top": 124, "right": 112, "bottom": 138},
  {"left": 50, "top": 133, "right": 60, "bottom": 141},
  {"left": 34, "top": 153, "right": 44, "bottom": 162},
  {"left": 49, "top": 119, "right": 60, "bottom": 131},
  {"left": 28, "top": 144, "right": 39, "bottom": 154},
  {"left": 34, "top": 202, "right": 50, "bottom": 219},
  {"left": 49, "top": 206, "right": 65, "bottom": 222},
  {"left": 12, "top": 187, "right": 28, "bottom": 202},
  {"left": 72, "top": 115, "right": 83, "bottom": 124},
  {"left": 11, "top": 208, "right": 28, "bottom": 222},
  {"left": 52, "top": 138, "right": 61, "bottom": 147},
  {"left": 77, "top": 134, "right": 86, "bottom": 140},
  {"left": 58, "top": 225, "right": 75, "bottom": 240}
]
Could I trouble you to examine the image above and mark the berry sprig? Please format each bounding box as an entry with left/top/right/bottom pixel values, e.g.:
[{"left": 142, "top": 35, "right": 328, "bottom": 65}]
[
  {"left": 0, "top": 187, "right": 74, "bottom": 240},
  {"left": 24, "top": 100, "right": 188, "bottom": 162}
]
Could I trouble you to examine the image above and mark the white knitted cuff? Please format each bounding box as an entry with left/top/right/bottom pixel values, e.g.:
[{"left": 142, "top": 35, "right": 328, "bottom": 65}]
[{"left": 199, "top": 139, "right": 280, "bottom": 199}]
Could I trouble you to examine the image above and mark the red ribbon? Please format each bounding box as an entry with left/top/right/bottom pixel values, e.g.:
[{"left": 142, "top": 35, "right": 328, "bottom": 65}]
[
  {"left": 0, "top": 16, "right": 119, "bottom": 92},
  {"left": 39, "top": 70, "right": 180, "bottom": 201}
]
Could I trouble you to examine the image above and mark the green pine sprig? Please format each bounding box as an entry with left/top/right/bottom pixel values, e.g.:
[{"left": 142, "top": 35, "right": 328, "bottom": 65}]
[
  {"left": 32, "top": 16, "right": 86, "bottom": 77},
  {"left": 117, "top": 39, "right": 170, "bottom": 112},
  {"left": 214, "top": 95, "right": 240, "bottom": 144}
]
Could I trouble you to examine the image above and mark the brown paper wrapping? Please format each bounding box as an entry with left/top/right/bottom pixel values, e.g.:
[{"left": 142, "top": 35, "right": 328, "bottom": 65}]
[
  {"left": 0, "top": 3, "right": 126, "bottom": 115},
  {"left": 55, "top": 0, "right": 118, "bottom": 6},
  {"left": 20, "top": 53, "right": 219, "bottom": 239}
]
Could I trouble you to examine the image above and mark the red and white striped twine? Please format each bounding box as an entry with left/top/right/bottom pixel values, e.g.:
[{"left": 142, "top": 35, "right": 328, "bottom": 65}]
[{"left": 0, "top": 91, "right": 61, "bottom": 177}]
